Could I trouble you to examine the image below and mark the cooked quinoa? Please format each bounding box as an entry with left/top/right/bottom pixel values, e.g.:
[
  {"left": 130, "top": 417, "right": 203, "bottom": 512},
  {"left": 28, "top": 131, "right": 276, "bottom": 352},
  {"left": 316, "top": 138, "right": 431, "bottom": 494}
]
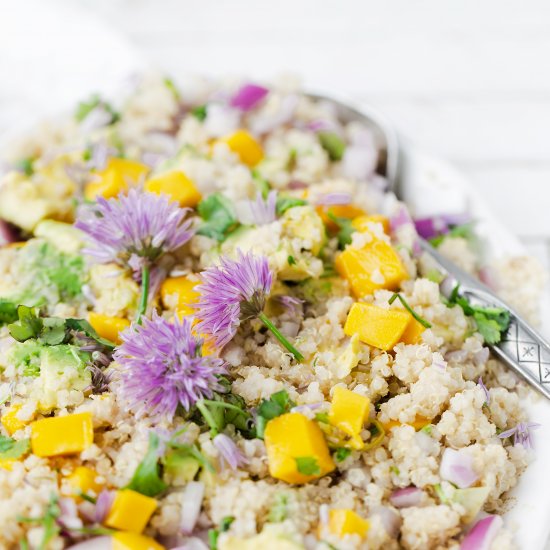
[{"left": 0, "top": 74, "right": 546, "bottom": 550}]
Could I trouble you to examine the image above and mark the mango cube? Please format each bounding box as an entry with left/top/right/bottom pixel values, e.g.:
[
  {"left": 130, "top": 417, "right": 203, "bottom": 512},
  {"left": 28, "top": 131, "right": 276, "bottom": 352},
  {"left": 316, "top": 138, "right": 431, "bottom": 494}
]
[
  {"left": 344, "top": 303, "right": 411, "bottom": 351},
  {"left": 317, "top": 204, "right": 367, "bottom": 232},
  {"left": 0, "top": 459, "right": 16, "bottom": 471},
  {"left": 104, "top": 489, "right": 158, "bottom": 533},
  {"left": 224, "top": 130, "right": 264, "bottom": 166},
  {"left": 264, "top": 413, "right": 335, "bottom": 484},
  {"left": 113, "top": 532, "right": 165, "bottom": 550},
  {"left": 145, "top": 171, "right": 202, "bottom": 208},
  {"left": 335, "top": 238, "right": 408, "bottom": 298},
  {"left": 400, "top": 318, "right": 426, "bottom": 345},
  {"left": 329, "top": 387, "right": 370, "bottom": 449},
  {"left": 160, "top": 276, "right": 200, "bottom": 317},
  {"left": 382, "top": 415, "right": 431, "bottom": 432},
  {"left": 351, "top": 214, "right": 390, "bottom": 235},
  {"left": 328, "top": 509, "right": 370, "bottom": 539},
  {"left": 84, "top": 158, "right": 150, "bottom": 200},
  {"left": 66, "top": 466, "right": 103, "bottom": 498},
  {"left": 88, "top": 312, "right": 130, "bottom": 345},
  {"left": 1, "top": 404, "right": 27, "bottom": 435},
  {"left": 30, "top": 412, "right": 94, "bottom": 457}
]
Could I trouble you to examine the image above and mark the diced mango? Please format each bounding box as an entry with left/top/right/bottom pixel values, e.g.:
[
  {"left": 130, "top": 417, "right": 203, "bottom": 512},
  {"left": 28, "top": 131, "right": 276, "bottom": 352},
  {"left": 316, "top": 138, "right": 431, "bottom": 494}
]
[
  {"left": 104, "top": 489, "right": 158, "bottom": 534},
  {"left": 264, "top": 413, "right": 335, "bottom": 484},
  {"left": 400, "top": 318, "right": 426, "bottom": 345},
  {"left": 88, "top": 312, "right": 130, "bottom": 345},
  {"left": 317, "top": 204, "right": 366, "bottom": 231},
  {"left": 160, "top": 276, "right": 200, "bottom": 317},
  {"left": 0, "top": 459, "right": 16, "bottom": 471},
  {"left": 113, "top": 532, "right": 165, "bottom": 550},
  {"left": 30, "top": 412, "right": 94, "bottom": 457},
  {"left": 145, "top": 171, "right": 202, "bottom": 208},
  {"left": 224, "top": 130, "right": 264, "bottom": 166},
  {"left": 328, "top": 509, "right": 370, "bottom": 539},
  {"left": 66, "top": 466, "right": 103, "bottom": 499},
  {"left": 382, "top": 415, "right": 431, "bottom": 432},
  {"left": 351, "top": 214, "right": 390, "bottom": 235},
  {"left": 328, "top": 387, "right": 370, "bottom": 450},
  {"left": 335, "top": 238, "right": 408, "bottom": 297},
  {"left": 84, "top": 158, "right": 150, "bottom": 200},
  {"left": 344, "top": 303, "right": 411, "bottom": 351},
  {"left": 1, "top": 404, "right": 27, "bottom": 435}
]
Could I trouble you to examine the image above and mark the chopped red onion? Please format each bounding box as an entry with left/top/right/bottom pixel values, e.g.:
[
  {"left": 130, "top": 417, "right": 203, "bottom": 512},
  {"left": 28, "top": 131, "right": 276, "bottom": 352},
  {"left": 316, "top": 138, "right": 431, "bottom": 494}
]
[
  {"left": 287, "top": 180, "right": 308, "bottom": 190},
  {"left": 290, "top": 402, "right": 324, "bottom": 414},
  {"left": 0, "top": 220, "right": 19, "bottom": 246},
  {"left": 445, "top": 349, "right": 469, "bottom": 363},
  {"left": 414, "top": 217, "right": 449, "bottom": 240},
  {"left": 170, "top": 539, "right": 209, "bottom": 550},
  {"left": 94, "top": 489, "right": 115, "bottom": 524},
  {"left": 250, "top": 94, "right": 298, "bottom": 135},
  {"left": 213, "top": 434, "right": 248, "bottom": 470},
  {"left": 460, "top": 515, "right": 503, "bottom": 550},
  {"left": 440, "top": 448, "right": 478, "bottom": 489},
  {"left": 315, "top": 192, "right": 352, "bottom": 206},
  {"left": 57, "top": 497, "right": 83, "bottom": 531},
  {"left": 474, "top": 348, "right": 490, "bottom": 367},
  {"left": 389, "top": 487, "right": 423, "bottom": 508},
  {"left": 230, "top": 84, "right": 269, "bottom": 111},
  {"left": 342, "top": 145, "right": 377, "bottom": 181},
  {"left": 180, "top": 481, "right": 205, "bottom": 534},
  {"left": 67, "top": 537, "right": 111, "bottom": 550},
  {"left": 371, "top": 506, "right": 401, "bottom": 538},
  {"left": 478, "top": 266, "right": 498, "bottom": 291},
  {"left": 307, "top": 120, "right": 333, "bottom": 132}
]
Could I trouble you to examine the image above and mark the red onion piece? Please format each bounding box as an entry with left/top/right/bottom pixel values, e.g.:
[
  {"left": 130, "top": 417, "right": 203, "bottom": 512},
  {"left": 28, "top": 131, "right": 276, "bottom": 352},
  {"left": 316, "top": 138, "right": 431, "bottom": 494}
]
[
  {"left": 414, "top": 217, "right": 449, "bottom": 240},
  {"left": 440, "top": 448, "right": 478, "bottom": 489},
  {"left": 371, "top": 506, "right": 401, "bottom": 538},
  {"left": 316, "top": 192, "right": 352, "bottom": 206},
  {"left": 0, "top": 220, "right": 19, "bottom": 246},
  {"left": 287, "top": 180, "right": 308, "bottom": 190},
  {"left": 57, "top": 497, "right": 83, "bottom": 531},
  {"left": 230, "top": 84, "right": 269, "bottom": 111},
  {"left": 67, "top": 537, "right": 111, "bottom": 550},
  {"left": 250, "top": 94, "right": 298, "bottom": 135},
  {"left": 461, "top": 515, "right": 503, "bottom": 550},
  {"left": 389, "top": 486, "right": 423, "bottom": 508},
  {"left": 180, "top": 481, "right": 205, "bottom": 534},
  {"left": 478, "top": 266, "right": 499, "bottom": 291},
  {"left": 95, "top": 489, "right": 115, "bottom": 524},
  {"left": 445, "top": 349, "right": 469, "bottom": 363},
  {"left": 474, "top": 348, "right": 490, "bottom": 367}
]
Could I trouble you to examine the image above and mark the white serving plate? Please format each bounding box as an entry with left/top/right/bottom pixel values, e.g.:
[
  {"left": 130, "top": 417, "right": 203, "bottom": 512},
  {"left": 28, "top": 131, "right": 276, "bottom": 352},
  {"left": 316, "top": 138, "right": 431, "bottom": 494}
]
[{"left": 1, "top": 1, "right": 549, "bottom": 548}]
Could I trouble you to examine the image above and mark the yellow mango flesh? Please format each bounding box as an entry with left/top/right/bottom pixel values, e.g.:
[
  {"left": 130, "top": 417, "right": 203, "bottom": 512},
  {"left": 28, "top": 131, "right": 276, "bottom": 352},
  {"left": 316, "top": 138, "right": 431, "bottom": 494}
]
[
  {"left": 335, "top": 239, "right": 408, "bottom": 298},
  {"left": 160, "top": 276, "right": 200, "bottom": 317},
  {"left": 344, "top": 303, "right": 412, "bottom": 351},
  {"left": 0, "top": 459, "right": 16, "bottom": 471},
  {"left": 400, "top": 318, "right": 426, "bottom": 345},
  {"left": 113, "top": 532, "right": 165, "bottom": 550},
  {"left": 328, "top": 509, "right": 370, "bottom": 539},
  {"left": 382, "top": 415, "right": 431, "bottom": 431},
  {"left": 30, "top": 412, "right": 94, "bottom": 457},
  {"left": 351, "top": 214, "right": 390, "bottom": 235},
  {"left": 1, "top": 404, "right": 27, "bottom": 435},
  {"left": 317, "top": 204, "right": 366, "bottom": 231},
  {"left": 84, "top": 158, "right": 150, "bottom": 200},
  {"left": 66, "top": 466, "right": 103, "bottom": 499},
  {"left": 264, "top": 413, "right": 335, "bottom": 484},
  {"left": 145, "top": 171, "right": 202, "bottom": 208},
  {"left": 224, "top": 130, "right": 264, "bottom": 166},
  {"left": 104, "top": 489, "right": 158, "bottom": 534},
  {"left": 329, "top": 387, "right": 370, "bottom": 450},
  {"left": 88, "top": 312, "right": 130, "bottom": 345}
]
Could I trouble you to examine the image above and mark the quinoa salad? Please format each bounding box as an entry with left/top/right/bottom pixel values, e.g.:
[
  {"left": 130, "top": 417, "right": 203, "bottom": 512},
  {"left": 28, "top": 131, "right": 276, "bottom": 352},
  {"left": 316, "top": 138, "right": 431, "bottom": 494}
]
[{"left": 0, "top": 75, "right": 547, "bottom": 550}]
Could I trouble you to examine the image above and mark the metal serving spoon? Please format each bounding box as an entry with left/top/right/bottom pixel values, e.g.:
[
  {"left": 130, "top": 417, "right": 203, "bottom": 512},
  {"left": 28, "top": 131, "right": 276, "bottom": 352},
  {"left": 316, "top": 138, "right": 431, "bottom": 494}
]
[{"left": 309, "top": 92, "right": 550, "bottom": 400}]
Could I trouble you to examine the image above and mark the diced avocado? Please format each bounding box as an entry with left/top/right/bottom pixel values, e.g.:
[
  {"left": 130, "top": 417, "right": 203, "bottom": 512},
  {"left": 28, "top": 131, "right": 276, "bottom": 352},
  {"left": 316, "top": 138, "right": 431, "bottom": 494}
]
[
  {"left": 280, "top": 205, "right": 326, "bottom": 256},
  {"left": 453, "top": 486, "right": 490, "bottom": 523},
  {"left": 220, "top": 524, "right": 304, "bottom": 550},
  {"left": 34, "top": 220, "right": 84, "bottom": 254},
  {"left": 164, "top": 453, "right": 200, "bottom": 486},
  {"left": 7, "top": 340, "right": 45, "bottom": 376}
]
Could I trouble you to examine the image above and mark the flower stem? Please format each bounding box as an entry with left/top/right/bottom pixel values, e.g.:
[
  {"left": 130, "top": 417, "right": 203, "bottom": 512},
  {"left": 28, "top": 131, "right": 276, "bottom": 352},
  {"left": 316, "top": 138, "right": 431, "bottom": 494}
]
[
  {"left": 196, "top": 399, "right": 219, "bottom": 436},
  {"left": 258, "top": 312, "right": 304, "bottom": 361},
  {"left": 136, "top": 264, "right": 150, "bottom": 325}
]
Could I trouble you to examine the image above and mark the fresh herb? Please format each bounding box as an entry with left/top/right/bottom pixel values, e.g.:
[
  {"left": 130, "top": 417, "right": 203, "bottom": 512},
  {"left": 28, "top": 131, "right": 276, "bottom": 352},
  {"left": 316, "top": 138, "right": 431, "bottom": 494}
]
[
  {"left": 295, "top": 456, "right": 320, "bottom": 476},
  {"left": 421, "top": 424, "right": 433, "bottom": 436},
  {"left": 315, "top": 412, "right": 329, "bottom": 424},
  {"left": 0, "top": 300, "right": 18, "bottom": 326},
  {"left": 163, "top": 77, "right": 181, "bottom": 101},
  {"left": 14, "top": 157, "right": 34, "bottom": 176},
  {"left": 286, "top": 148, "right": 298, "bottom": 171},
  {"left": 318, "top": 131, "right": 346, "bottom": 161},
  {"left": 65, "top": 318, "right": 115, "bottom": 350},
  {"left": 255, "top": 389, "right": 295, "bottom": 438},
  {"left": 326, "top": 212, "right": 354, "bottom": 249},
  {"left": 251, "top": 169, "right": 270, "bottom": 199},
  {"left": 429, "top": 223, "right": 476, "bottom": 248},
  {"left": 287, "top": 255, "right": 296, "bottom": 266},
  {"left": 445, "top": 285, "right": 510, "bottom": 344},
  {"left": 275, "top": 196, "right": 308, "bottom": 216},
  {"left": 192, "top": 104, "right": 208, "bottom": 122},
  {"left": 196, "top": 193, "right": 239, "bottom": 242},
  {"left": 126, "top": 432, "right": 168, "bottom": 497},
  {"left": 388, "top": 293, "right": 432, "bottom": 328},
  {"left": 425, "top": 269, "right": 446, "bottom": 284},
  {"left": 208, "top": 516, "right": 235, "bottom": 550},
  {"left": 75, "top": 93, "right": 120, "bottom": 125},
  {"left": 18, "top": 494, "right": 61, "bottom": 550},
  {"left": 390, "top": 465, "right": 400, "bottom": 475},
  {"left": 269, "top": 492, "right": 290, "bottom": 522},
  {"left": 364, "top": 419, "right": 386, "bottom": 450},
  {"left": 334, "top": 447, "right": 352, "bottom": 462},
  {"left": 0, "top": 434, "right": 30, "bottom": 460},
  {"left": 196, "top": 397, "right": 253, "bottom": 438}
]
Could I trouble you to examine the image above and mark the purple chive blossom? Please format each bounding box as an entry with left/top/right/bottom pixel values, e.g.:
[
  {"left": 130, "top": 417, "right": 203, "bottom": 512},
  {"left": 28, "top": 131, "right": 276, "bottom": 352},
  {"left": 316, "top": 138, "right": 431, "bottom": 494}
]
[
  {"left": 275, "top": 295, "right": 304, "bottom": 316},
  {"left": 247, "top": 190, "right": 277, "bottom": 225},
  {"left": 113, "top": 313, "right": 226, "bottom": 420},
  {"left": 213, "top": 433, "right": 249, "bottom": 470},
  {"left": 498, "top": 422, "right": 541, "bottom": 449},
  {"left": 194, "top": 251, "right": 303, "bottom": 360},
  {"left": 315, "top": 192, "right": 352, "bottom": 206},
  {"left": 478, "top": 376, "right": 490, "bottom": 405}
]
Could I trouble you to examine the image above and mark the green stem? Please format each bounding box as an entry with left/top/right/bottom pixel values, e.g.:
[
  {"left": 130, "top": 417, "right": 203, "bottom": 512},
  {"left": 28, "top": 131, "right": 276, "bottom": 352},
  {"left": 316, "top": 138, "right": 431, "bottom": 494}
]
[
  {"left": 136, "top": 264, "right": 150, "bottom": 325},
  {"left": 196, "top": 399, "right": 219, "bottom": 436},
  {"left": 258, "top": 312, "right": 304, "bottom": 361},
  {"left": 201, "top": 400, "right": 249, "bottom": 417}
]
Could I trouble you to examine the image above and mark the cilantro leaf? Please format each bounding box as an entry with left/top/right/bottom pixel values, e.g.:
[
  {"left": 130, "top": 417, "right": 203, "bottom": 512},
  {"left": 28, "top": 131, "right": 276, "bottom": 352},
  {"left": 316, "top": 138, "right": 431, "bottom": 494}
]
[
  {"left": 75, "top": 94, "right": 120, "bottom": 125},
  {"left": 388, "top": 293, "right": 432, "bottom": 328},
  {"left": 192, "top": 104, "right": 208, "bottom": 122},
  {"left": 65, "top": 318, "right": 116, "bottom": 350},
  {"left": 334, "top": 447, "right": 351, "bottom": 462},
  {"left": 295, "top": 456, "right": 320, "bottom": 476},
  {"left": 126, "top": 432, "right": 168, "bottom": 497},
  {"left": 208, "top": 516, "right": 235, "bottom": 550},
  {"left": 196, "top": 193, "right": 239, "bottom": 242},
  {"left": 473, "top": 313, "right": 503, "bottom": 345},
  {"left": 8, "top": 306, "right": 44, "bottom": 342},
  {"left": 256, "top": 389, "right": 295, "bottom": 439},
  {"left": 287, "top": 255, "right": 296, "bottom": 266},
  {"left": 0, "top": 300, "right": 18, "bottom": 326},
  {"left": 275, "top": 196, "right": 307, "bottom": 216},
  {"left": 14, "top": 157, "right": 34, "bottom": 176},
  {"left": 0, "top": 435, "right": 30, "bottom": 460},
  {"left": 326, "top": 212, "right": 354, "bottom": 249},
  {"left": 318, "top": 131, "right": 346, "bottom": 161}
]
